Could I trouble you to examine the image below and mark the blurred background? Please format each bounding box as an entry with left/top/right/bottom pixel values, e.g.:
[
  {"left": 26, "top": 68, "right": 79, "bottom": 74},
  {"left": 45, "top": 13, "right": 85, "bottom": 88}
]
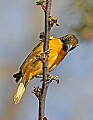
[{"left": 0, "top": 0, "right": 93, "bottom": 120}]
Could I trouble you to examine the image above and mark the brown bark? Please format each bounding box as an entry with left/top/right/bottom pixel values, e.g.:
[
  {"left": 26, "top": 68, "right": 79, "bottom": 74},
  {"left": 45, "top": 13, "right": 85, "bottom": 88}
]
[{"left": 38, "top": 0, "right": 52, "bottom": 120}]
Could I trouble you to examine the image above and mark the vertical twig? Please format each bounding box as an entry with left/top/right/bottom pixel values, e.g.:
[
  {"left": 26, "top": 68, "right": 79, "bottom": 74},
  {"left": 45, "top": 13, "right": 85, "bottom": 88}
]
[{"left": 39, "top": 0, "right": 52, "bottom": 120}]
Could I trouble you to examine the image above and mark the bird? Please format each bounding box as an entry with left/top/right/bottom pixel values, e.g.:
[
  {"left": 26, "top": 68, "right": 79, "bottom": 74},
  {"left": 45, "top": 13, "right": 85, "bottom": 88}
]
[{"left": 13, "top": 34, "right": 78, "bottom": 104}]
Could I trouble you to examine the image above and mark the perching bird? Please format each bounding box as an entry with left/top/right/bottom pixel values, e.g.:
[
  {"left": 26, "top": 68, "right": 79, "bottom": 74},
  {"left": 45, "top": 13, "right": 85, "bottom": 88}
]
[{"left": 13, "top": 34, "right": 78, "bottom": 104}]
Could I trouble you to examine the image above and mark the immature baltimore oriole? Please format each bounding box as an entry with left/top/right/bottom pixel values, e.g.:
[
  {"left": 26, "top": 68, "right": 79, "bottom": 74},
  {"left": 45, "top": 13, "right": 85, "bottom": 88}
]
[{"left": 13, "top": 34, "right": 78, "bottom": 104}]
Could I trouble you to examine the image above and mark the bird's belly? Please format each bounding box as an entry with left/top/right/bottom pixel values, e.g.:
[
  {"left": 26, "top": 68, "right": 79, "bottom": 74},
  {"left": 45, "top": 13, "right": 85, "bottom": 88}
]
[
  {"left": 30, "top": 50, "right": 67, "bottom": 77},
  {"left": 23, "top": 39, "right": 67, "bottom": 80}
]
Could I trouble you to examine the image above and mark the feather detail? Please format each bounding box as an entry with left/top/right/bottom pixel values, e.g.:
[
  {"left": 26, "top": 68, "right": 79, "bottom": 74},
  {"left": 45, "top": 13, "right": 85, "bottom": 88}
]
[
  {"left": 13, "top": 71, "right": 22, "bottom": 82},
  {"left": 14, "top": 82, "right": 25, "bottom": 104}
]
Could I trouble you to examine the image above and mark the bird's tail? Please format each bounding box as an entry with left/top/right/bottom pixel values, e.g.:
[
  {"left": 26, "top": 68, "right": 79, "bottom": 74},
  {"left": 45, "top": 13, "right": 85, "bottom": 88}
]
[{"left": 14, "top": 79, "right": 29, "bottom": 104}]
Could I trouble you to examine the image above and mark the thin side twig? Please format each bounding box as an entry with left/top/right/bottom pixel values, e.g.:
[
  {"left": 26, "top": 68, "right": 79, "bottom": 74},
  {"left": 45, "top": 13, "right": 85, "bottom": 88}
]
[{"left": 38, "top": 0, "right": 52, "bottom": 120}]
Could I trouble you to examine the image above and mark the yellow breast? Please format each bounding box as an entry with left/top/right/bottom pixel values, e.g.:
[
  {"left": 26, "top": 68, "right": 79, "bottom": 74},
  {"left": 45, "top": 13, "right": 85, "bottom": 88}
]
[{"left": 22, "top": 38, "right": 67, "bottom": 80}]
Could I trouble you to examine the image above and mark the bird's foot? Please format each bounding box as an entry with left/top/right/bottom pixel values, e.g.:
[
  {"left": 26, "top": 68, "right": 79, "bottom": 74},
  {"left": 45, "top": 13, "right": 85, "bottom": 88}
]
[
  {"left": 46, "top": 74, "right": 59, "bottom": 84},
  {"left": 35, "top": 75, "right": 43, "bottom": 78},
  {"left": 36, "top": 74, "right": 59, "bottom": 84}
]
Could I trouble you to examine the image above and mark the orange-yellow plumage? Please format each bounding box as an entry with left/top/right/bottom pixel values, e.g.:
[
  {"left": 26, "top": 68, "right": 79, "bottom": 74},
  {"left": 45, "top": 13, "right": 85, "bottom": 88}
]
[
  {"left": 13, "top": 34, "right": 78, "bottom": 104},
  {"left": 22, "top": 38, "right": 67, "bottom": 79}
]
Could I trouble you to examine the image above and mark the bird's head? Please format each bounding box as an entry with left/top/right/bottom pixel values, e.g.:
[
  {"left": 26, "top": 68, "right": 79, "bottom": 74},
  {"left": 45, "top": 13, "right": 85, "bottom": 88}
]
[{"left": 60, "top": 34, "right": 79, "bottom": 52}]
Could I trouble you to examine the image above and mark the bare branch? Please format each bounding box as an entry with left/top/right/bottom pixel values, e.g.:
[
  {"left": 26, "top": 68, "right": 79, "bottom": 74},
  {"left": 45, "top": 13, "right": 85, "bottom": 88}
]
[{"left": 38, "top": 0, "right": 52, "bottom": 120}]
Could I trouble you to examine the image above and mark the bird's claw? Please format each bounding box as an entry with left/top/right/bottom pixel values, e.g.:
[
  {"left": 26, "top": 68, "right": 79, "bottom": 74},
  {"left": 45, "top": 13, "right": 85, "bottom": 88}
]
[
  {"left": 46, "top": 74, "right": 59, "bottom": 84},
  {"left": 35, "top": 75, "right": 43, "bottom": 78},
  {"left": 36, "top": 74, "right": 59, "bottom": 84}
]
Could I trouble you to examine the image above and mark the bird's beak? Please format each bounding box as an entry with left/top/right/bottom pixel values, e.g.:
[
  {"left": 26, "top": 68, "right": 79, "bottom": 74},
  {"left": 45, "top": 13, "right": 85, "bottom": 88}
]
[
  {"left": 67, "top": 44, "right": 72, "bottom": 52},
  {"left": 67, "top": 43, "right": 79, "bottom": 52}
]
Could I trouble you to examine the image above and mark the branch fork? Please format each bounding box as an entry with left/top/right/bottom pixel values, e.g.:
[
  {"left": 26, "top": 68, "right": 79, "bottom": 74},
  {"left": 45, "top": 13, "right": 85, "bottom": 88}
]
[{"left": 33, "top": 74, "right": 59, "bottom": 100}]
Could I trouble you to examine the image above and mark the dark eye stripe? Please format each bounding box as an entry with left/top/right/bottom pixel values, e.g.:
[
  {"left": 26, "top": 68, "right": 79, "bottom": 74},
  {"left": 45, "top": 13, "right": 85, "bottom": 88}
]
[{"left": 63, "top": 44, "right": 68, "bottom": 51}]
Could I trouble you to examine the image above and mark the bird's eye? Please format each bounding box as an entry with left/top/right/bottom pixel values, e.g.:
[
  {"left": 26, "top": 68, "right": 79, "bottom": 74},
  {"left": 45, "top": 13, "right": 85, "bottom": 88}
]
[
  {"left": 67, "top": 37, "right": 71, "bottom": 43},
  {"left": 67, "top": 38, "right": 70, "bottom": 41},
  {"left": 67, "top": 35, "right": 72, "bottom": 41}
]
